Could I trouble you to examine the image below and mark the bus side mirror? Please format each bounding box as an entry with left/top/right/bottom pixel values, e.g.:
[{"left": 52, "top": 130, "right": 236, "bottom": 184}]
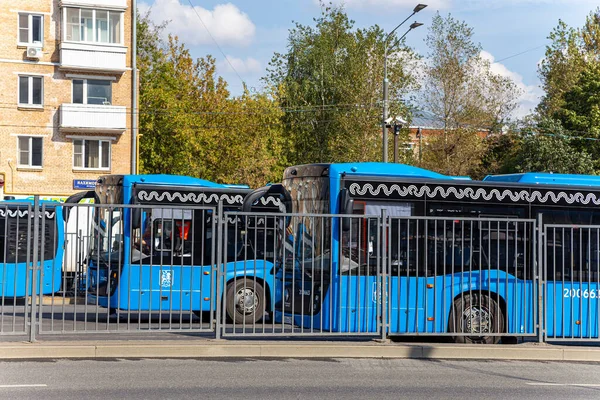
[
  {"left": 339, "top": 188, "right": 354, "bottom": 232},
  {"left": 131, "top": 207, "right": 141, "bottom": 229}
]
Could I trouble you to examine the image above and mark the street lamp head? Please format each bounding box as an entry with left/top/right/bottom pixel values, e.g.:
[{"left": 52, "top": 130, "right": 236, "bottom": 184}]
[
  {"left": 413, "top": 4, "right": 427, "bottom": 13},
  {"left": 409, "top": 22, "right": 424, "bottom": 29}
]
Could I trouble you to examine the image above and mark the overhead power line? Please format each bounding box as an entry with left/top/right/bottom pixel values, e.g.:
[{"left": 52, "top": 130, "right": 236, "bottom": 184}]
[
  {"left": 0, "top": 101, "right": 392, "bottom": 115},
  {"left": 494, "top": 44, "right": 546, "bottom": 63},
  {"left": 186, "top": 0, "right": 245, "bottom": 87}
]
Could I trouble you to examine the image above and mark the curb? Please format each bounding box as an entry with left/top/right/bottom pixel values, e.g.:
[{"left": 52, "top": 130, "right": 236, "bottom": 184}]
[{"left": 2, "top": 341, "right": 600, "bottom": 361}]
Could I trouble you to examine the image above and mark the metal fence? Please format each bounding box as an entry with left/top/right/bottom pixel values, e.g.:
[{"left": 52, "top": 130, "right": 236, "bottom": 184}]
[
  {"left": 0, "top": 202, "right": 35, "bottom": 336},
  {"left": 2, "top": 199, "right": 600, "bottom": 343},
  {"left": 219, "top": 212, "right": 538, "bottom": 342},
  {"left": 544, "top": 224, "right": 600, "bottom": 341},
  {"left": 384, "top": 216, "right": 538, "bottom": 343},
  {"left": 219, "top": 212, "right": 383, "bottom": 337}
]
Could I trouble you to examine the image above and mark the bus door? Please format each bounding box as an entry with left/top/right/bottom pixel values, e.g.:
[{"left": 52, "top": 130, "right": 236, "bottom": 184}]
[
  {"left": 336, "top": 201, "right": 381, "bottom": 333},
  {"left": 277, "top": 217, "right": 333, "bottom": 328},
  {"left": 542, "top": 209, "right": 600, "bottom": 339},
  {"left": 361, "top": 201, "right": 428, "bottom": 334}
]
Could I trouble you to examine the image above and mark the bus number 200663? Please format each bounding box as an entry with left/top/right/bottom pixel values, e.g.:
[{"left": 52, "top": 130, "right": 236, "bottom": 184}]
[{"left": 563, "top": 288, "right": 600, "bottom": 299}]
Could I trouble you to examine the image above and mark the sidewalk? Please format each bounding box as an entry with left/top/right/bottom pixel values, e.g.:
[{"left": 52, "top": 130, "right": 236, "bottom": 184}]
[{"left": 2, "top": 339, "right": 600, "bottom": 361}]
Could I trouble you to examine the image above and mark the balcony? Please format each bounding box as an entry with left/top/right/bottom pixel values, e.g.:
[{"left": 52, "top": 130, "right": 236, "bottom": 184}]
[
  {"left": 61, "top": 0, "right": 127, "bottom": 7},
  {"left": 60, "top": 42, "right": 127, "bottom": 73},
  {"left": 60, "top": 103, "right": 126, "bottom": 133}
]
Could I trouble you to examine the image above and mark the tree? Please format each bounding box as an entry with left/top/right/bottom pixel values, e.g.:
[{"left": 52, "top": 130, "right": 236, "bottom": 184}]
[
  {"left": 199, "top": 90, "right": 286, "bottom": 187},
  {"left": 508, "top": 134, "right": 595, "bottom": 175},
  {"left": 420, "top": 13, "right": 520, "bottom": 175},
  {"left": 555, "top": 62, "right": 600, "bottom": 147},
  {"left": 537, "top": 8, "right": 600, "bottom": 118},
  {"left": 534, "top": 9, "right": 600, "bottom": 169},
  {"left": 264, "top": 2, "right": 420, "bottom": 165},
  {"left": 420, "top": 128, "right": 486, "bottom": 176},
  {"left": 423, "top": 13, "right": 520, "bottom": 131},
  {"left": 471, "top": 132, "right": 521, "bottom": 179},
  {"left": 137, "top": 12, "right": 285, "bottom": 187},
  {"left": 138, "top": 12, "right": 219, "bottom": 176},
  {"left": 493, "top": 119, "right": 596, "bottom": 175}
]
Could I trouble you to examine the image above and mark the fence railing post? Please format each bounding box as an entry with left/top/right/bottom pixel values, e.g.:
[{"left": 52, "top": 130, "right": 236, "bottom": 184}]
[
  {"left": 214, "top": 201, "right": 224, "bottom": 340},
  {"left": 380, "top": 209, "right": 387, "bottom": 342},
  {"left": 537, "top": 214, "right": 544, "bottom": 343},
  {"left": 29, "top": 195, "right": 40, "bottom": 343}
]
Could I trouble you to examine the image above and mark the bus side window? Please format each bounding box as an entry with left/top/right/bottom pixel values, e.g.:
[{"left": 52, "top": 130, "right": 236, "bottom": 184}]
[
  {"left": 175, "top": 220, "right": 192, "bottom": 255},
  {"left": 341, "top": 201, "right": 365, "bottom": 262}
]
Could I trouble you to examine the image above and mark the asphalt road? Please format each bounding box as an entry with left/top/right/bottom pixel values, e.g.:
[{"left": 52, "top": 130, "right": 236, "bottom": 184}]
[{"left": 1, "top": 358, "right": 599, "bottom": 399}]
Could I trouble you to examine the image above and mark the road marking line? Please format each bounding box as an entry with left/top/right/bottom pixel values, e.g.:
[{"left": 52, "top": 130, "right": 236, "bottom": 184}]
[
  {"left": 0, "top": 384, "right": 47, "bottom": 388},
  {"left": 527, "top": 383, "right": 600, "bottom": 387}
]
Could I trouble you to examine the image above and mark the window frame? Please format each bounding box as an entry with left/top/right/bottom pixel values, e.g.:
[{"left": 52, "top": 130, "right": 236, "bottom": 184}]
[
  {"left": 18, "top": 75, "right": 43, "bottom": 107},
  {"left": 71, "top": 78, "right": 112, "bottom": 105},
  {"left": 62, "top": 7, "right": 124, "bottom": 45},
  {"left": 17, "top": 136, "right": 43, "bottom": 169},
  {"left": 72, "top": 138, "right": 111, "bottom": 171},
  {"left": 18, "top": 13, "right": 44, "bottom": 46}
]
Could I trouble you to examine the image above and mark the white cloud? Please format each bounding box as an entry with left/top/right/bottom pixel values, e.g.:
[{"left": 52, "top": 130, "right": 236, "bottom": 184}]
[
  {"left": 139, "top": 0, "right": 256, "bottom": 47},
  {"left": 480, "top": 50, "right": 543, "bottom": 118},
  {"left": 219, "top": 56, "right": 262, "bottom": 74},
  {"left": 317, "top": 0, "right": 450, "bottom": 10}
]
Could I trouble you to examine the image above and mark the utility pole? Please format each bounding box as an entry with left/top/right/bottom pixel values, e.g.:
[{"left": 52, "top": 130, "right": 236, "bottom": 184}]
[
  {"left": 131, "top": 0, "right": 138, "bottom": 174},
  {"left": 381, "top": 4, "right": 426, "bottom": 162}
]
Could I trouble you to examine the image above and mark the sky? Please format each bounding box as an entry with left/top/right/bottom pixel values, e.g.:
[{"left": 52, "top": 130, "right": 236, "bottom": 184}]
[{"left": 138, "top": 0, "right": 599, "bottom": 119}]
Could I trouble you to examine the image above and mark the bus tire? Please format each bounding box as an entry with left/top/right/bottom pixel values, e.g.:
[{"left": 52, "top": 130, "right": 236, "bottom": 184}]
[
  {"left": 226, "top": 279, "right": 265, "bottom": 325},
  {"left": 448, "top": 293, "right": 504, "bottom": 344}
]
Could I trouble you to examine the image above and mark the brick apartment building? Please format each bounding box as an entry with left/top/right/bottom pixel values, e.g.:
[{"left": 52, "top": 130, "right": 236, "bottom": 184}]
[
  {"left": 398, "top": 111, "right": 491, "bottom": 161},
  {"left": 0, "top": 0, "right": 135, "bottom": 199}
]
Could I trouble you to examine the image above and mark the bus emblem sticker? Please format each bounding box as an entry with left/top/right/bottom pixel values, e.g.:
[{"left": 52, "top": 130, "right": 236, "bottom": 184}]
[{"left": 161, "top": 270, "right": 173, "bottom": 288}]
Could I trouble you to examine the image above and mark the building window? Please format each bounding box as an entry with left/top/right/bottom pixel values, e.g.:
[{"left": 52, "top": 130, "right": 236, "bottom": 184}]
[
  {"left": 72, "top": 79, "right": 112, "bottom": 105},
  {"left": 73, "top": 139, "right": 110, "bottom": 170},
  {"left": 18, "top": 137, "right": 43, "bottom": 168},
  {"left": 64, "top": 8, "right": 122, "bottom": 44},
  {"left": 18, "top": 14, "right": 43, "bottom": 45},
  {"left": 19, "top": 76, "right": 43, "bottom": 106}
]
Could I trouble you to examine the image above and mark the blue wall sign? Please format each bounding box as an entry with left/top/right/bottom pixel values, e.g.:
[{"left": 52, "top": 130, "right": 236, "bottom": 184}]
[{"left": 73, "top": 179, "right": 96, "bottom": 190}]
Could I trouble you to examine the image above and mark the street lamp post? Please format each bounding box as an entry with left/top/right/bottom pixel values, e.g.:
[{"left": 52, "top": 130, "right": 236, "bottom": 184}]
[{"left": 382, "top": 4, "right": 426, "bottom": 163}]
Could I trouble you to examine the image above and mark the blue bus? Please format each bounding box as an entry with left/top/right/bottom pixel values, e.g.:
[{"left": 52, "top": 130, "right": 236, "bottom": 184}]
[
  {"left": 72, "top": 174, "right": 281, "bottom": 324},
  {"left": 243, "top": 163, "right": 600, "bottom": 342},
  {"left": 0, "top": 200, "right": 64, "bottom": 298}
]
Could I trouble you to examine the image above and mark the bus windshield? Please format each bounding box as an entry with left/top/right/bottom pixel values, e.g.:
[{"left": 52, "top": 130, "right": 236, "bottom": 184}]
[
  {"left": 281, "top": 175, "right": 330, "bottom": 266},
  {"left": 88, "top": 178, "right": 125, "bottom": 261},
  {"left": 89, "top": 207, "right": 123, "bottom": 260}
]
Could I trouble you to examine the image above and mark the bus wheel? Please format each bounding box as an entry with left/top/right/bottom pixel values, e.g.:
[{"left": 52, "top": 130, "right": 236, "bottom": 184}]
[
  {"left": 448, "top": 293, "right": 504, "bottom": 344},
  {"left": 226, "top": 280, "right": 265, "bottom": 325}
]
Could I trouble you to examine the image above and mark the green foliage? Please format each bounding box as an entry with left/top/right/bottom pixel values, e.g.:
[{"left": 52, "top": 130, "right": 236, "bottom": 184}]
[
  {"left": 535, "top": 8, "right": 600, "bottom": 169},
  {"left": 555, "top": 62, "right": 600, "bottom": 140},
  {"left": 420, "top": 129, "right": 487, "bottom": 176},
  {"left": 264, "top": 2, "right": 419, "bottom": 165},
  {"left": 423, "top": 13, "right": 520, "bottom": 131},
  {"left": 135, "top": 5, "right": 600, "bottom": 185},
  {"left": 480, "top": 119, "right": 596, "bottom": 176},
  {"left": 137, "top": 12, "right": 284, "bottom": 187},
  {"left": 537, "top": 8, "right": 600, "bottom": 118},
  {"left": 471, "top": 132, "right": 521, "bottom": 179},
  {"left": 420, "top": 13, "right": 520, "bottom": 176},
  {"left": 509, "top": 134, "right": 595, "bottom": 175}
]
